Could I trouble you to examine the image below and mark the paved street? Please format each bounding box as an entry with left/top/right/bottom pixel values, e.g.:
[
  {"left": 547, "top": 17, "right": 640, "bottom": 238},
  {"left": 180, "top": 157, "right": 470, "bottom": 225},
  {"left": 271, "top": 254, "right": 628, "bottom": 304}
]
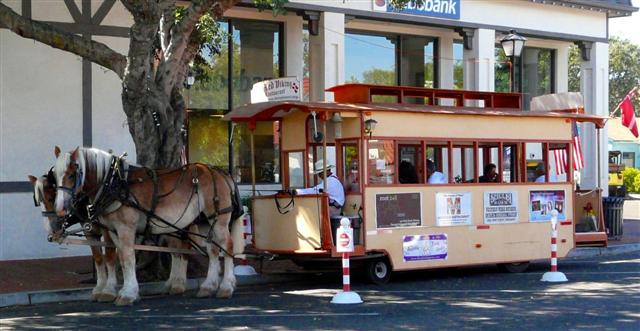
[{"left": 1, "top": 252, "right": 638, "bottom": 330}]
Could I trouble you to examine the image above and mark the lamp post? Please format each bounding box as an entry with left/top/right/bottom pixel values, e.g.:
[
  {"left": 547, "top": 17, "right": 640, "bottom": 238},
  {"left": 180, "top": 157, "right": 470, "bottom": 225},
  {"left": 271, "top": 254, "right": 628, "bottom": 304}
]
[{"left": 500, "top": 30, "right": 527, "bottom": 92}]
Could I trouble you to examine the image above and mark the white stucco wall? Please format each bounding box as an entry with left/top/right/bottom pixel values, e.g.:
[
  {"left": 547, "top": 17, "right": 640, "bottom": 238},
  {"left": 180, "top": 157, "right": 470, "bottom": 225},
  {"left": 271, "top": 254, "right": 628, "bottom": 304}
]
[{"left": 0, "top": 0, "right": 133, "bottom": 260}]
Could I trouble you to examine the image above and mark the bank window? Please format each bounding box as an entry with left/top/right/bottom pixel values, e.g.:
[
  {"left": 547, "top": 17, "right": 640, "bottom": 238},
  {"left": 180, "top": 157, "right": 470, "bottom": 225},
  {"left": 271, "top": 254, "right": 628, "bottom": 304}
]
[
  {"left": 368, "top": 140, "right": 395, "bottom": 185},
  {"left": 453, "top": 41, "right": 464, "bottom": 89},
  {"left": 522, "top": 47, "right": 555, "bottom": 110},
  {"left": 232, "top": 20, "right": 282, "bottom": 107},
  {"left": 398, "top": 141, "right": 423, "bottom": 184},
  {"left": 187, "top": 19, "right": 283, "bottom": 184},
  {"left": 189, "top": 22, "right": 230, "bottom": 111},
  {"left": 400, "top": 36, "right": 436, "bottom": 92},
  {"left": 187, "top": 112, "right": 231, "bottom": 167},
  {"left": 346, "top": 31, "right": 396, "bottom": 87}
]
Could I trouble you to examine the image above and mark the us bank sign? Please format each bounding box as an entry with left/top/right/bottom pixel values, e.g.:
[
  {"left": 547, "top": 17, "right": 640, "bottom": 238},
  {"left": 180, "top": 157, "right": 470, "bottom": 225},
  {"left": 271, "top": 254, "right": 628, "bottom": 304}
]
[{"left": 373, "top": 0, "right": 460, "bottom": 20}]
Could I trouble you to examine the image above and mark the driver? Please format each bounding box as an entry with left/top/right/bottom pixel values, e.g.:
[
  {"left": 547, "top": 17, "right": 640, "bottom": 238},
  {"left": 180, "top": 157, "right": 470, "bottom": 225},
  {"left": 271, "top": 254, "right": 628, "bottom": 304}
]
[{"left": 296, "top": 160, "right": 345, "bottom": 217}]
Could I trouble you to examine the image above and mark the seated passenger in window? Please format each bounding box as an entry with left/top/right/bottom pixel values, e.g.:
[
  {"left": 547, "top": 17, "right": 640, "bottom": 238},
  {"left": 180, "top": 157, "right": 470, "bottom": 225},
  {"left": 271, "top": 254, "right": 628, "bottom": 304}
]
[
  {"left": 427, "top": 159, "right": 447, "bottom": 184},
  {"left": 479, "top": 163, "right": 499, "bottom": 183},
  {"left": 399, "top": 160, "right": 419, "bottom": 184},
  {"left": 534, "top": 162, "right": 558, "bottom": 183}
]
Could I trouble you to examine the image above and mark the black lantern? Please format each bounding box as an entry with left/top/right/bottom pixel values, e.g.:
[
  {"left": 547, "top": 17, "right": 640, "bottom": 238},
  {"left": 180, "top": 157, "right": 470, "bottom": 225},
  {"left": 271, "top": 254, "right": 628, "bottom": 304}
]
[
  {"left": 364, "top": 118, "right": 377, "bottom": 138},
  {"left": 500, "top": 30, "right": 526, "bottom": 58},
  {"left": 500, "top": 30, "right": 526, "bottom": 92}
]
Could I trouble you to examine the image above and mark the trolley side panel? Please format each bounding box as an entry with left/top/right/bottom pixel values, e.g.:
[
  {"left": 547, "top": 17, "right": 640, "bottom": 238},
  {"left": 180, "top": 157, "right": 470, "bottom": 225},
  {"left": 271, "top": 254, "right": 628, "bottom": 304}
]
[{"left": 252, "top": 195, "right": 329, "bottom": 253}]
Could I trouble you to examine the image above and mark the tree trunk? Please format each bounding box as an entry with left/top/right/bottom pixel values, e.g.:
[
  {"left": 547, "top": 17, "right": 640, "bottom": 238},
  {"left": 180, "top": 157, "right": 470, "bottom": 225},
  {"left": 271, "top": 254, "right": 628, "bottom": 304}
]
[{"left": 122, "top": 85, "right": 185, "bottom": 169}]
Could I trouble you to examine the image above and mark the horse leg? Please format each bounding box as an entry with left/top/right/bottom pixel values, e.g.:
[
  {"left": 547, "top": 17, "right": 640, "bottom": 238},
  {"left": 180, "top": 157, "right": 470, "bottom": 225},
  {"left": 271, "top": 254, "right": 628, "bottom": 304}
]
[
  {"left": 215, "top": 215, "right": 236, "bottom": 299},
  {"left": 197, "top": 241, "right": 221, "bottom": 298},
  {"left": 113, "top": 223, "right": 139, "bottom": 306},
  {"left": 100, "top": 231, "right": 118, "bottom": 302},
  {"left": 163, "top": 236, "right": 187, "bottom": 295},
  {"left": 87, "top": 235, "right": 106, "bottom": 302}
]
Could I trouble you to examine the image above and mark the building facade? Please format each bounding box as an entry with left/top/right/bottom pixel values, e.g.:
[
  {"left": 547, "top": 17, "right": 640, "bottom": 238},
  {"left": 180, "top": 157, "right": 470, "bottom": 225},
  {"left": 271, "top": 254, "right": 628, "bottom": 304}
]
[{"left": 0, "top": 0, "right": 636, "bottom": 260}]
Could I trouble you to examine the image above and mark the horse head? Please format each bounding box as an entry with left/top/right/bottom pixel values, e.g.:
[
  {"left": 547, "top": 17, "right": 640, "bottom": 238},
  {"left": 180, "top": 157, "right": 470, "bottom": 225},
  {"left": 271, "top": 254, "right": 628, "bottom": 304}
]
[
  {"left": 53, "top": 146, "right": 115, "bottom": 218},
  {"left": 29, "top": 170, "right": 66, "bottom": 242}
]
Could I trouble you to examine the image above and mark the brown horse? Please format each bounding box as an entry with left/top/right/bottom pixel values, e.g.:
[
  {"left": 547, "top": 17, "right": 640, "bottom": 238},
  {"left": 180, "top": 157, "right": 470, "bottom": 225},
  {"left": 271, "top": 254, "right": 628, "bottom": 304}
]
[
  {"left": 53, "top": 146, "right": 242, "bottom": 305},
  {"left": 29, "top": 171, "right": 118, "bottom": 302}
]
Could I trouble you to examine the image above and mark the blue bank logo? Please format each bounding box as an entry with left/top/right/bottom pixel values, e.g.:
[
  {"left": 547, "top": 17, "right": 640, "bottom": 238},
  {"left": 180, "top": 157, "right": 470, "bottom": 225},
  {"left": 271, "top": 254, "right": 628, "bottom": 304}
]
[{"left": 373, "top": 0, "right": 460, "bottom": 20}]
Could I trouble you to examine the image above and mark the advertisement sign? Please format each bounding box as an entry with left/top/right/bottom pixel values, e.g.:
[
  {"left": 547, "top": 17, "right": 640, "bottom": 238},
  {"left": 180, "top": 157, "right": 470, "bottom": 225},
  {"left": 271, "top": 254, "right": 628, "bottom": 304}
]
[
  {"left": 403, "top": 234, "right": 448, "bottom": 261},
  {"left": 435, "top": 192, "right": 472, "bottom": 226},
  {"left": 373, "top": 0, "right": 460, "bottom": 20},
  {"left": 483, "top": 191, "right": 519, "bottom": 224},
  {"left": 376, "top": 193, "right": 422, "bottom": 228},
  {"left": 336, "top": 225, "right": 354, "bottom": 253},
  {"left": 250, "top": 77, "right": 301, "bottom": 103},
  {"left": 529, "top": 190, "right": 567, "bottom": 222}
]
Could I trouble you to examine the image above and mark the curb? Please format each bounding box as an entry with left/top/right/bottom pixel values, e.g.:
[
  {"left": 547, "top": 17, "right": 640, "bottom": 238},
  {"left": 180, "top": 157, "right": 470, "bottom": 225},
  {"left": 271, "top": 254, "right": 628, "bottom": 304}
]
[
  {"left": 567, "top": 243, "right": 640, "bottom": 259},
  {"left": 0, "top": 273, "right": 300, "bottom": 308}
]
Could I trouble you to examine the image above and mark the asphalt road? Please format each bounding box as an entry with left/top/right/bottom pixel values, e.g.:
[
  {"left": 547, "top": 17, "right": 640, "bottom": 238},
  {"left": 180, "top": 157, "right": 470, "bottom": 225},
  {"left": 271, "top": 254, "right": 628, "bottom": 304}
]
[{"left": 1, "top": 252, "right": 639, "bottom": 330}]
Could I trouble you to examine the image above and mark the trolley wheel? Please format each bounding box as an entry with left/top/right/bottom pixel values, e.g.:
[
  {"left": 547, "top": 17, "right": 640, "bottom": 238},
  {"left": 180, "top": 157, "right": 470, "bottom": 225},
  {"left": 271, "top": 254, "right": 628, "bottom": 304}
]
[
  {"left": 366, "top": 258, "right": 391, "bottom": 285},
  {"left": 498, "top": 261, "right": 530, "bottom": 273}
]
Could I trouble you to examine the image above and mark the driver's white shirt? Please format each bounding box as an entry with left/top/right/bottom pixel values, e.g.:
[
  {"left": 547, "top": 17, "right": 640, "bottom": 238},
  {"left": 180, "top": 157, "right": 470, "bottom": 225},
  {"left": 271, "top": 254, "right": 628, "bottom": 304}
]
[{"left": 296, "top": 175, "right": 345, "bottom": 206}]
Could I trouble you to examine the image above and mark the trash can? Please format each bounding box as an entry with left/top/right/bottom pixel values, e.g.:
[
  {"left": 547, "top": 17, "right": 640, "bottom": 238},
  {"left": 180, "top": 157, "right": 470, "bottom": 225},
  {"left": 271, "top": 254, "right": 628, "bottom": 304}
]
[
  {"left": 602, "top": 197, "right": 625, "bottom": 239},
  {"left": 330, "top": 216, "right": 362, "bottom": 245}
]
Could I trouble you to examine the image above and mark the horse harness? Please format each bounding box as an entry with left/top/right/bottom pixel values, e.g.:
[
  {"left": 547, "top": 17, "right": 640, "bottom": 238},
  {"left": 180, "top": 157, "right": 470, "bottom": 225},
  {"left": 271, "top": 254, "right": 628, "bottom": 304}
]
[{"left": 63, "top": 155, "right": 241, "bottom": 257}]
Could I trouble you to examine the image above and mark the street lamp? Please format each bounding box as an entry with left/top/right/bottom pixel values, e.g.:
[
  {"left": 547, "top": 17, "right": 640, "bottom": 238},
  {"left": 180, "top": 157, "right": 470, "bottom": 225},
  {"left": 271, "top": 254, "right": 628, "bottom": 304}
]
[{"left": 500, "top": 30, "right": 527, "bottom": 92}]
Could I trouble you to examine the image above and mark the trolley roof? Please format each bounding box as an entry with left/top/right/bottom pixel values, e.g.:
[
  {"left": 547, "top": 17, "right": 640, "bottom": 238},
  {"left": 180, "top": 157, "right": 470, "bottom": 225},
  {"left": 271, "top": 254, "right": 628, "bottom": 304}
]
[{"left": 223, "top": 101, "right": 606, "bottom": 128}]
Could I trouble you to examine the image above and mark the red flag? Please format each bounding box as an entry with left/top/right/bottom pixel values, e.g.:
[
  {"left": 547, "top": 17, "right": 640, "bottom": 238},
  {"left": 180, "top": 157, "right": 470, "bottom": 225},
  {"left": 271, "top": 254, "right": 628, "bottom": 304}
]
[{"left": 619, "top": 91, "right": 639, "bottom": 138}]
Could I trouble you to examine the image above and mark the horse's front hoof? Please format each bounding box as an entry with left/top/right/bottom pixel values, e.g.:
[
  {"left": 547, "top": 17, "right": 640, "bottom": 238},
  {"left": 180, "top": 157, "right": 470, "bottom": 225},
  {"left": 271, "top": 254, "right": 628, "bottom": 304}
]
[
  {"left": 90, "top": 292, "right": 100, "bottom": 302},
  {"left": 196, "top": 286, "right": 215, "bottom": 298},
  {"left": 97, "top": 292, "right": 117, "bottom": 303},
  {"left": 216, "top": 281, "right": 234, "bottom": 299},
  {"left": 169, "top": 284, "right": 186, "bottom": 295},
  {"left": 114, "top": 295, "right": 137, "bottom": 306}
]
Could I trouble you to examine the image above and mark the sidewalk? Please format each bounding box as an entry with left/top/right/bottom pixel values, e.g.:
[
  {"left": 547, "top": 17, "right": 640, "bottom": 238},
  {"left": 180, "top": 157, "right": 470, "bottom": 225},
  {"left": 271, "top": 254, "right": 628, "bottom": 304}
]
[{"left": 1, "top": 220, "right": 638, "bottom": 307}]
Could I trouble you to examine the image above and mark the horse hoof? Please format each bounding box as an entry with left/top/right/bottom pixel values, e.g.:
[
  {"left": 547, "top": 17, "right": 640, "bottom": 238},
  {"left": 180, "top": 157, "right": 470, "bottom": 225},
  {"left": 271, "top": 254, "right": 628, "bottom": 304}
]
[
  {"left": 97, "top": 292, "right": 117, "bottom": 303},
  {"left": 169, "top": 285, "right": 186, "bottom": 295},
  {"left": 90, "top": 292, "right": 100, "bottom": 302},
  {"left": 114, "top": 295, "right": 136, "bottom": 306},
  {"left": 216, "top": 287, "right": 234, "bottom": 299},
  {"left": 196, "top": 287, "right": 214, "bottom": 298}
]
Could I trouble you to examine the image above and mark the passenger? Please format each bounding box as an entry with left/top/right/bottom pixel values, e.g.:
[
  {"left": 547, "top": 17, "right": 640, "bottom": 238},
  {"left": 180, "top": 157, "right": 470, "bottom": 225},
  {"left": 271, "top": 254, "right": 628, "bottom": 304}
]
[
  {"left": 426, "top": 159, "right": 447, "bottom": 184},
  {"left": 345, "top": 160, "right": 360, "bottom": 193},
  {"left": 296, "top": 160, "right": 345, "bottom": 217},
  {"left": 534, "top": 162, "right": 557, "bottom": 183},
  {"left": 399, "top": 160, "right": 419, "bottom": 184},
  {"left": 479, "top": 163, "right": 499, "bottom": 183}
]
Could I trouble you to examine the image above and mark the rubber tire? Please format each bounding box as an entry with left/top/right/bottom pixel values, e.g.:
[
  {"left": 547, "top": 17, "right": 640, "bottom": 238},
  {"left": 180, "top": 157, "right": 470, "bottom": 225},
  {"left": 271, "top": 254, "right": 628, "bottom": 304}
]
[
  {"left": 499, "top": 261, "right": 530, "bottom": 273},
  {"left": 366, "top": 258, "right": 392, "bottom": 285}
]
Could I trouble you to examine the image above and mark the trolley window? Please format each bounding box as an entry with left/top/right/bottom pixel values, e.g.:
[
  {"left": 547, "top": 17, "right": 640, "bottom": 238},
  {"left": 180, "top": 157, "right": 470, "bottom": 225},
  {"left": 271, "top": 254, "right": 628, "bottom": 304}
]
[{"left": 368, "top": 140, "right": 395, "bottom": 185}]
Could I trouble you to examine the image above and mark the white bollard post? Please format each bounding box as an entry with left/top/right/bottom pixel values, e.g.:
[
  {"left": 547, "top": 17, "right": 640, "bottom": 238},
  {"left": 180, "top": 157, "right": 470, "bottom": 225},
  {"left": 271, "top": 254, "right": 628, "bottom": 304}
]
[
  {"left": 331, "top": 217, "right": 363, "bottom": 304},
  {"left": 541, "top": 210, "right": 568, "bottom": 282},
  {"left": 234, "top": 207, "right": 258, "bottom": 276}
]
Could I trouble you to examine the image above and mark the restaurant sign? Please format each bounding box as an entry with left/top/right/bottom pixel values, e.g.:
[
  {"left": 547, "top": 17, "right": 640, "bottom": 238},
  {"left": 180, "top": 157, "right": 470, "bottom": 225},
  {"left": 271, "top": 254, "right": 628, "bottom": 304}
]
[{"left": 373, "top": 0, "right": 460, "bottom": 20}]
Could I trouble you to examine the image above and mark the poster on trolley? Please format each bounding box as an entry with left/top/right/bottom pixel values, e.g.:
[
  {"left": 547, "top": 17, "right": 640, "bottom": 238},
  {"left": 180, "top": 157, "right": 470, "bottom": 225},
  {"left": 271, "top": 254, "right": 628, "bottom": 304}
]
[
  {"left": 435, "top": 192, "right": 472, "bottom": 226},
  {"left": 529, "top": 190, "right": 567, "bottom": 222},
  {"left": 403, "top": 234, "right": 448, "bottom": 262},
  {"left": 483, "top": 191, "right": 519, "bottom": 224}
]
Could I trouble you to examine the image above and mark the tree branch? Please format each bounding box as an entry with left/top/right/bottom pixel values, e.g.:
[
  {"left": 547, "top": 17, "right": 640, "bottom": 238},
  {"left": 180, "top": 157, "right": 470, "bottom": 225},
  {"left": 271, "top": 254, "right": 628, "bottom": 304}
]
[
  {"left": 160, "top": 0, "right": 241, "bottom": 94},
  {"left": 0, "top": 2, "right": 127, "bottom": 79}
]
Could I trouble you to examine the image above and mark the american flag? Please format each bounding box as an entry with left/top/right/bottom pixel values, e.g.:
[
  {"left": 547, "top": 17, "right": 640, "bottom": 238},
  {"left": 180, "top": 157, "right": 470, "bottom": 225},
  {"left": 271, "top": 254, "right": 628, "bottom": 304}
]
[{"left": 553, "top": 122, "right": 584, "bottom": 175}]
